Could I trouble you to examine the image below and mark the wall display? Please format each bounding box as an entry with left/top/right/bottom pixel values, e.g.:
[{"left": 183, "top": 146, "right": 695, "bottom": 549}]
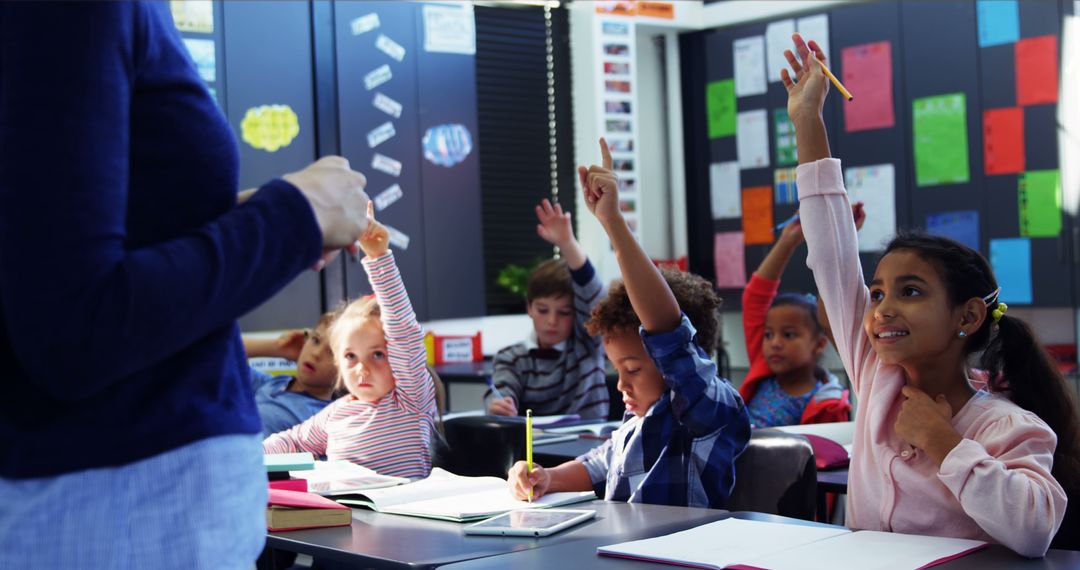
[
  {"left": 741, "top": 186, "right": 774, "bottom": 245},
  {"left": 706, "top": 79, "right": 737, "bottom": 138},
  {"left": 977, "top": 0, "right": 1019, "bottom": 47},
  {"left": 983, "top": 107, "right": 1024, "bottom": 174},
  {"left": 713, "top": 232, "right": 748, "bottom": 288},
  {"left": 710, "top": 161, "right": 741, "bottom": 220},
  {"left": 736, "top": 109, "right": 770, "bottom": 170},
  {"left": 844, "top": 164, "right": 897, "bottom": 252},
  {"left": 841, "top": 41, "right": 895, "bottom": 132},
  {"left": 171, "top": 0, "right": 214, "bottom": 33},
  {"left": 1018, "top": 169, "right": 1062, "bottom": 237},
  {"left": 596, "top": 16, "right": 641, "bottom": 238},
  {"left": 990, "top": 237, "right": 1033, "bottom": 304},
  {"left": 733, "top": 36, "right": 767, "bottom": 97},
  {"left": 913, "top": 93, "right": 969, "bottom": 186},
  {"left": 240, "top": 104, "right": 301, "bottom": 152},
  {"left": 926, "top": 210, "right": 981, "bottom": 252}
]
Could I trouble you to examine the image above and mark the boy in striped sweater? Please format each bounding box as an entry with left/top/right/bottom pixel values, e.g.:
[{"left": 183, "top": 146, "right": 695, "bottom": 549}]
[
  {"left": 264, "top": 204, "right": 438, "bottom": 479},
  {"left": 486, "top": 199, "right": 610, "bottom": 420}
]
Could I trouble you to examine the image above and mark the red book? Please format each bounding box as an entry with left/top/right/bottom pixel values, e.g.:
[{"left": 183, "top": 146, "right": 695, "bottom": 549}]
[
  {"left": 266, "top": 489, "right": 351, "bottom": 532},
  {"left": 269, "top": 479, "right": 308, "bottom": 493}
]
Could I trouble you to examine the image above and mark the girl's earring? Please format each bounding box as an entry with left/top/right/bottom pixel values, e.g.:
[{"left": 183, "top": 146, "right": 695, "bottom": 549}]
[{"left": 957, "top": 330, "right": 967, "bottom": 338}]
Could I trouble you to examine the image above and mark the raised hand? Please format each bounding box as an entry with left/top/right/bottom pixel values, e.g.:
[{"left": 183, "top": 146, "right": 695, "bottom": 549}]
[
  {"left": 359, "top": 201, "right": 390, "bottom": 259},
  {"left": 535, "top": 199, "right": 575, "bottom": 248},
  {"left": 780, "top": 33, "right": 829, "bottom": 126},
  {"left": 577, "top": 138, "right": 620, "bottom": 226},
  {"left": 275, "top": 330, "right": 307, "bottom": 362},
  {"left": 853, "top": 201, "right": 867, "bottom": 231}
]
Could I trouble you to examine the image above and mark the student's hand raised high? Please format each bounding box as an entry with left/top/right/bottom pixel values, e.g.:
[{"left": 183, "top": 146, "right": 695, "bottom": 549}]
[
  {"left": 780, "top": 33, "right": 830, "bottom": 127},
  {"left": 577, "top": 138, "right": 620, "bottom": 227},
  {"left": 359, "top": 202, "right": 390, "bottom": 259},
  {"left": 507, "top": 460, "right": 551, "bottom": 501},
  {"left": 536, "top": 199, "right": 576, "bottom": 249}
]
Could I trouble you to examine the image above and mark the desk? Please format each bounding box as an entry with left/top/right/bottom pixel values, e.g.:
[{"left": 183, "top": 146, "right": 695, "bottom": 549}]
[
  {"left": 265, "top": 501, "right": 729, "bottom": 570},
  {"left": 815, "top": 468, "right": 848, "bottom": 523},
  {"left": 440, "top": 511, "right": 1080, "bottom": 570},
  {"left": 434, "top": 361, "right": 492, "bottom": 411}
]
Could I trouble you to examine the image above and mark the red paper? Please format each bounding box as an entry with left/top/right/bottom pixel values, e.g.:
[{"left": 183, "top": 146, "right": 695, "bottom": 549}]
[
  {"left": 841, "top": 41, "right": 895, "bottom": 132},
  {"left": 268, "top": 488, "right": 349, "bottom": 510},
  {"left": 1016, "top": 35, "right": 1058, "bottom": 106},
  {"left": 983, "top": 107, "right": 1025, "bottom": 175},
  {"left": 741, "top": 186, "right": 775, "bottom": 245}
]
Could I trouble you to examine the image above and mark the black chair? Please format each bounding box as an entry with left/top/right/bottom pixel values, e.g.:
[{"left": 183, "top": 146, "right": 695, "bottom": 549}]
[
  {"left": 728, "top": 430, "right": 817, "bottom": 521},
  {"left": 440, "top": 416, "right": 525, "bottom": 477}
]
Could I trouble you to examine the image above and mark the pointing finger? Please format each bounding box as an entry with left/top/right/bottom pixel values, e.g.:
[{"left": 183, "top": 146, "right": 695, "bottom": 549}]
[{"left": 599, "top": 137, "right": 613, "bottom": 170}]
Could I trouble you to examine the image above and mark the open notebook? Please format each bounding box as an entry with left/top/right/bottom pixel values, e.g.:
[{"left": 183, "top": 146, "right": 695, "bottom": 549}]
[
  {"left": 289, "top": 460, "right": 409, "bottom": 496},
  {"left": 333, "top": 468, "right": 596, "bottom": 522},
  {"left": 597, "top": 518, "right": 986, "bottom": 570}
]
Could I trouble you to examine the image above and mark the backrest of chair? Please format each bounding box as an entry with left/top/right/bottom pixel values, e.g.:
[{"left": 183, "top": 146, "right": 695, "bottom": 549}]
[
  {"left": 441, "top": 416, "right": 525, "bottom": 478},
  {"left": 728, "top": 430, "right": 817, "bottom": 520}
]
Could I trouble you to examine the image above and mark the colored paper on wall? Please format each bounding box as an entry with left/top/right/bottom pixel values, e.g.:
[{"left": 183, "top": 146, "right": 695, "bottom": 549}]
[
  {"left": 774, "top": 108, "right": 797, "bottom": 166},
  {"left": 983, "top": 107, "right": 1024, "bottom": 175},
  {"left": 774, "top": 168, "right": 798, "bottom": 205},
  {"left": 706, "top": 80, "right": 736, "bottom": 138},
  {"left": 713, "top": 232, "right": 748, "bottom": 288},
  {"left": 170, "top": 0, "right": 214, "bottom": 33},
  {"left": 423, "top": 3, "right": 476, "bottom": 55},
  {"left": 710, "top": 161, "right": 742, "bottom": 219},
  {"left": 765, "top": 19, "right": 796, "bottom": 84},
  {"left": 240, "top": 105, "right": 300, "bottom": 152},
  {"left": 1016, "top": 36, "right": 1059, "bottom": 106},
  {"left": 913, "top": 93, "right": 969, "bottom": 186},
  {"left": 926, "top": 210, "right": 980, "bottom": 252},
  {"left": 737, "top": 109, "right": 770, "bottom": 170},
  {"left": 841, "top": 42, "right": 895, "bottom": 132},
  {"left": 1019, "top": 170, "right": 1062, "bottom": 237},
  {"left": 741, "top": 186, "right": 775, "bottom": 245},
  {"left": 976, "top": 0, "right": 1019, "bottom": 47},
  {"left": 844, "top": 164, "right": 896, "bottom": 252},
  {"left": 182, "top": 38, "right": 216, "bottom": 83},
  {"left": 990, "top": 238, "right": 1033, "bottom": 304},
  {"left": 734, "top": 36, "right": 767, "bottom": 97},
  {"left": 796, "top": 14, "right": 830, "bottom": 58}
]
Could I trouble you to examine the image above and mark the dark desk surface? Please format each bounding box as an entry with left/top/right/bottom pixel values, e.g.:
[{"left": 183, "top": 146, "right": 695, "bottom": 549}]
[
  {"left": 266, "top": 501, "right": 730, "bottom": 570},
  {"left": 434, "top": 360, "right": 492, "bottom": 382},
  {"left": 440, "top": 511, "right": 1080, "bottom": 569},
  {"left": 815, "top": 468, "right": 848, "bottom": 493}
]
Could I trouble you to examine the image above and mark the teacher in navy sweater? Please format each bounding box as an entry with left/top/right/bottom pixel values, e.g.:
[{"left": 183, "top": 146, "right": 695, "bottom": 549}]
[{"left": 0, "top": 3, "right": 370, "bottom": 567}]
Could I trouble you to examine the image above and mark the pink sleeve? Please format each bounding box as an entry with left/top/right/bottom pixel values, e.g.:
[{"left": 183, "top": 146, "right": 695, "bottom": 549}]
[
  {"left": 262, "top": 401, "right": 333, "bottom": 456},
  {"left": 938, "top": 414, "right": 1067, "bottom": 557},
  {"left": 796, "top": 158, "right": 875, "bottom": 393},
  {"left": 362, "top": 252, "right": 436, "bottom": 416}
]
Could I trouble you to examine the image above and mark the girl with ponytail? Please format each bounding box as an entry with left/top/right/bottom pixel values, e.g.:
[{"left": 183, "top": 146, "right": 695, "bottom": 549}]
[{"left": 782, "top": 32, "right": 1074, "bottom": 556}]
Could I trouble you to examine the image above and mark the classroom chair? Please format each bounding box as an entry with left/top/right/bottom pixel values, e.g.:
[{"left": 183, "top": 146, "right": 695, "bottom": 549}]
[
  {"left": 728, "top": 430, "right": 817, "bottom": 521},
  {"left": 440, "top": 416, "right": 524, "bottom": 477}
]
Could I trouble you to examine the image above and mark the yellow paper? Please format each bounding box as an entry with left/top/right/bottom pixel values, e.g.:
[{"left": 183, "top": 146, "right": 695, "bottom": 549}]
[{"left": 240, "top": 105, "right": 300, "bottom": 152}]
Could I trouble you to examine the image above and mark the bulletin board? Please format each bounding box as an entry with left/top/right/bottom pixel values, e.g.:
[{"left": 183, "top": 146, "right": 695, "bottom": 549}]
[{"left": 683, "top": 0, "right": 1074, "bottom": 309}]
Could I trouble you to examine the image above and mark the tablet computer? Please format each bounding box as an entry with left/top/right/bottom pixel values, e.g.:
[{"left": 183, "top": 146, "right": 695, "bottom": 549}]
[{"left": 463, "top": 509, "right": 596, "bottom": 537}]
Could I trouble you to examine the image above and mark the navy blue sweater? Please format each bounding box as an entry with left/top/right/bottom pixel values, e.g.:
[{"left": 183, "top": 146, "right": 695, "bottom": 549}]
[{"left": 0, "top": 2, "right": 322, "bottom": 478}]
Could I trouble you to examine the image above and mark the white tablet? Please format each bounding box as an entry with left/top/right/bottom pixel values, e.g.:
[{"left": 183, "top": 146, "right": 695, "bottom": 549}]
[{"left": 463, "top": 509, "right": 596, "bottom": 537}]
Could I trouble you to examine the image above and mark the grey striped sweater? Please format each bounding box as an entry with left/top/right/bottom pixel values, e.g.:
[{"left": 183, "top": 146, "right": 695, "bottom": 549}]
[{"left": 487, "top": 259, "right": 609, "bottom": 419}]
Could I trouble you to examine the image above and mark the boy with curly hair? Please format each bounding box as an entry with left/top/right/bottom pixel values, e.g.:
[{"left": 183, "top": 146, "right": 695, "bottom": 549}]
[{"left": 507, "top": 140, "right": 750, "bottom": 508}]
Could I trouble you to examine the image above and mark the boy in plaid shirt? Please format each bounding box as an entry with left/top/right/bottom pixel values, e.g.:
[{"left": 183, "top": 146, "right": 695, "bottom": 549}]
[{"left": 507, "top": 139, "right": 750, "bottom": 508}]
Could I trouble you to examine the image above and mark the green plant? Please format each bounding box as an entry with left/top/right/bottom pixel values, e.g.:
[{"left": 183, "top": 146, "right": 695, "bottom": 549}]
[{"left": 496, "top": 257, "right": 546, "bottom": 299}]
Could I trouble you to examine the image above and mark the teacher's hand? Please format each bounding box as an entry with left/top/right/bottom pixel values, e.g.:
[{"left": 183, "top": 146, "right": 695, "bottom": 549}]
[{"left": 284, "top": 156, "right": 370, "bottom": 269}]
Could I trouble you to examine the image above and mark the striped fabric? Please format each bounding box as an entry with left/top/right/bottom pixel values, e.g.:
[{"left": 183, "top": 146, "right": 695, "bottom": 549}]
[
  {"left": 264, "top": 252, "right": 437, "bottom": 479},
  {"left": 487, "top": 260, "right": 609, "bottom": 419}
]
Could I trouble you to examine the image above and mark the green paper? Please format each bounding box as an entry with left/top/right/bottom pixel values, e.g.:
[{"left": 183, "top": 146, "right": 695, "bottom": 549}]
[
  {"left": 1019, "top": 170, "right": 1062, "bottom": 237},
  {"left": 773, "top": 108, "right": 797, "bottom": 166},
  {"left": 913, "top": 93, "right": 970, "bottom": 186},
  {"left": 706, "top": 79, "right": 736, "bottom": 138}
]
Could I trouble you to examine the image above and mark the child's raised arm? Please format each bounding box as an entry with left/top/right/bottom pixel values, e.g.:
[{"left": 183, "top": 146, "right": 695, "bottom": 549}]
[{"left": 578, "top": 139, "right": 680, "bottom": 334}]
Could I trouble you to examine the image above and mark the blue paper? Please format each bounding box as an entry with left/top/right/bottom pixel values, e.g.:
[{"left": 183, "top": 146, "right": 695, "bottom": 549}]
[
  {"left": 977, "top": 0, "right": 1019, "bottom": 48},
  {"left": 422, "top": 124, "right": 473, "bottom": 167},
  {"left": 989, "top": 238, "right": 1033, "bottom": 304},
  {"left": 926, "top": 210, "right": 980, "bottom": 252}
]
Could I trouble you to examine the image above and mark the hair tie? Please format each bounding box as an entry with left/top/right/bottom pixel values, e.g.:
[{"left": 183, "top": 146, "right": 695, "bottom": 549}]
[{"left": 991, "top": 302, "right": 1008, "bottom": 324}]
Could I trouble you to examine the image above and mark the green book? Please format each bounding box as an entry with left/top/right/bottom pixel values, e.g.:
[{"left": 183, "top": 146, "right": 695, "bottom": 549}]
[{"left": 265, "top": 452, "right": 315, "bottom": 473}]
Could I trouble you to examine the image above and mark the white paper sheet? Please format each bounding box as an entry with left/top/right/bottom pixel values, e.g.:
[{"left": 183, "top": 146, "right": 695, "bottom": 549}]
[
  {"left": 766, "top": 19, "right": 796, "bottom": 83},
  {"left": 734, "top": 36, "right": 767, "bottom": 97},
  {"left": 710, "top": 161, "right": 742, "bottom": 219},
  {"left": 844, "top": 164, "right": 896, "bottom": 252},
  {"left": 737, "top": 109, "right": 770, "bottom": 169}
]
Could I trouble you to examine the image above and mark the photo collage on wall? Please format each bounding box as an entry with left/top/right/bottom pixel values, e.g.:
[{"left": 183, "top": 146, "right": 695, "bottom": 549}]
[
  {"left": 597, "top": 18, "right": 641, "bottom": 238},
  {"left": 170, "top": 0, "right": 219, "bottom": 103}
]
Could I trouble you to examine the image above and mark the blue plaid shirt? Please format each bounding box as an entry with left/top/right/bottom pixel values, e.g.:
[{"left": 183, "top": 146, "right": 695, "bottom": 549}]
[{"left": 577, "top": 314, "right": 750, "bottom": 508}]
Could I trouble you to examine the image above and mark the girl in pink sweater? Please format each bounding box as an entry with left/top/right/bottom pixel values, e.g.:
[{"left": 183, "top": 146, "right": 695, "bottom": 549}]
[{"left": 782, "top": 33, "right": 1078, "bottom": 556}]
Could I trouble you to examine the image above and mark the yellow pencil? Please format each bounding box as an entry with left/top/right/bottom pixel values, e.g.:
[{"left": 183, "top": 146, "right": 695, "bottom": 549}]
[
  {"left": 526, "top": 409, "right": 534, "bottom": 502},
  {"left": 816, "top": 57, "right": 853, "bottom": 101}
]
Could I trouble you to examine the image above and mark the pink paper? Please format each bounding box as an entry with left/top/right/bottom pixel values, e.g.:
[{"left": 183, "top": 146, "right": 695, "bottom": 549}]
[
  {"left": 714, "top": 232, "right": 747, "bottom": 289},
  {"left": 841, "top": 41, "right": 895, "bottom": 132}
]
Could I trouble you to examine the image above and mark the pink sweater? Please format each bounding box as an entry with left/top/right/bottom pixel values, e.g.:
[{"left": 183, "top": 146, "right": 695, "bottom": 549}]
[
  {"left": 264, "top": 252, "right": 437, "bottom": 479},
  {"left": 798, "top": 158, "right": 1066, "bottom": 557}
]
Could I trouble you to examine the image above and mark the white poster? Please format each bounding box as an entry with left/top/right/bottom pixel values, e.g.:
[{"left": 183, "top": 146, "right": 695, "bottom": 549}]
[
  {"left": 797, "top": 14, "right": 831, "bottom": 59},
  {"left": 844, "top": 164, "right": 896, "bottom": 252},
  {"left": 710, "top": 161, "right": 742, "bottom": 220},
  {"left": 733, "top": 36, "right": 767, "bottom": 97},
  {"left": 376, "top": 34, "right": 406, "bottom": 62},
  {"left": 423, "top": 3, "right": 475, "bottom": 54},
  {"left": 737, "top": 109, "right": 770, "bottom": 170},
  {"left": 350, "top": 13, "right": 380, "bottom": 35},
  {"left": 765, "top": 19, "right": 796, "bottom": 83}
]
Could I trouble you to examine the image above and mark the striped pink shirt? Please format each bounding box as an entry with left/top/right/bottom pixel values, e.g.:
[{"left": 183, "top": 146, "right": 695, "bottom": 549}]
[
  {"left": 798, "top": 158, "right": 1066, "bottom": 557},
  {"left": 263, "top": 252, "right": 436, "bottom": 479}
]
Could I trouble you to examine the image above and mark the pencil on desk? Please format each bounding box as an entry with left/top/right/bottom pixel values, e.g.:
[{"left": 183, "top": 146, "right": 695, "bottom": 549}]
[
  {"left": 815, "top": 57, "right": 853, "bottom": 101},
  {"left": 526, "top": 409, "right": 533, "bottom": 503}
]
